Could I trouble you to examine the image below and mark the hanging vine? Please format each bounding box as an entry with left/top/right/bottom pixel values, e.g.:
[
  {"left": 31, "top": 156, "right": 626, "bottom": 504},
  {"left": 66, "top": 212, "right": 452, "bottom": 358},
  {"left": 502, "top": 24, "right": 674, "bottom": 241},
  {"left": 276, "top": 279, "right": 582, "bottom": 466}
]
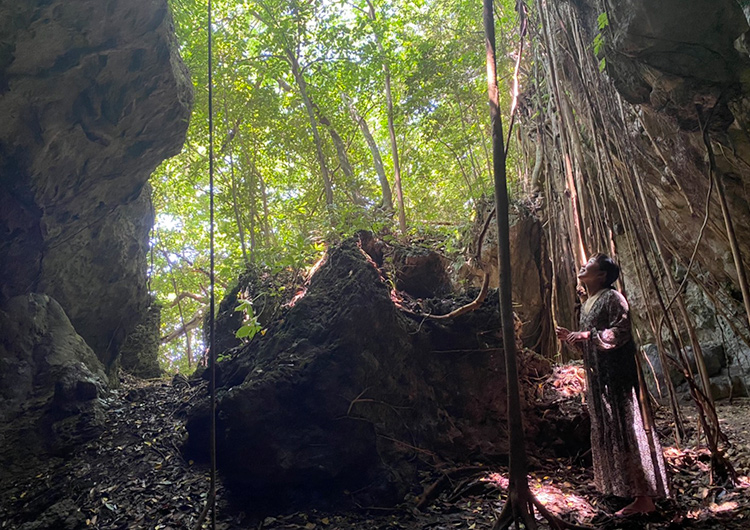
[{"left": 519, "top": 0, "right": 743, "bottom": 488}]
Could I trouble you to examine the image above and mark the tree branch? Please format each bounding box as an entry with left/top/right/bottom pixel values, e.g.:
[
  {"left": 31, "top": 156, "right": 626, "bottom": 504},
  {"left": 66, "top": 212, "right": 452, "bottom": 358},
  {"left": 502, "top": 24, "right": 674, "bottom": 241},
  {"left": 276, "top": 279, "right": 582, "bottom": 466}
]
[{"left": 160, "top": 311, "right": 204, "bottom": 344}]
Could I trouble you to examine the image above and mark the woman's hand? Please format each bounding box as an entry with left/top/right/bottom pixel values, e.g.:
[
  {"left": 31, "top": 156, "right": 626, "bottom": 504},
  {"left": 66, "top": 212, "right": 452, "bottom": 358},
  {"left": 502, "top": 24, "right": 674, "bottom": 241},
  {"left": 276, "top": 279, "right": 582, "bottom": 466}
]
[
  {"left": 555, "top": 327, "right": 590, "bottom": 344},
  {"left": 566, "top": 331, "right": 591, "bottom": 344},
  {"left": 555, "top": 326, "right": 571, "bottom": 341}
]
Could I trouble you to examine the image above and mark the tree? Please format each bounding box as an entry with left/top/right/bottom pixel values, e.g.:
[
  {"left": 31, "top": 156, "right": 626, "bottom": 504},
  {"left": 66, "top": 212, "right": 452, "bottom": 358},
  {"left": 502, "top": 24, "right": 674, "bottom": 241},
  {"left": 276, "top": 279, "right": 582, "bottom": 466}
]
[
  {"left": 484, "top": 1, "right": 587, "bottom": 528},
  {"left": 364, "top": 0, "right": 407, "bottom": 233},
  {"left": 151, "top": 0, "right": 519, "bottom": 371}
]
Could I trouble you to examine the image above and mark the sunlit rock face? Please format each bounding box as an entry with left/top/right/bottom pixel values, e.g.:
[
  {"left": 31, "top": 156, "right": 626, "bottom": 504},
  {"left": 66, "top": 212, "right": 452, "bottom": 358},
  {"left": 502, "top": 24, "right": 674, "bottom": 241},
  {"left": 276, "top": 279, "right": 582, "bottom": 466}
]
[{"left": 0, "top": 0, "right": 192, "bottom": 372}]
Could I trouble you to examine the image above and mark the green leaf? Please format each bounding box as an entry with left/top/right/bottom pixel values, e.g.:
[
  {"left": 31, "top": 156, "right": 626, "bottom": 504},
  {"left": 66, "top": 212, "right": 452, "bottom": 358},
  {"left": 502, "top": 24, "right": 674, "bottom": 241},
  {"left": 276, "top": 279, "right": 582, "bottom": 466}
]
[{"left": 597, "top": 12, "right": 609, "bottom": 30}]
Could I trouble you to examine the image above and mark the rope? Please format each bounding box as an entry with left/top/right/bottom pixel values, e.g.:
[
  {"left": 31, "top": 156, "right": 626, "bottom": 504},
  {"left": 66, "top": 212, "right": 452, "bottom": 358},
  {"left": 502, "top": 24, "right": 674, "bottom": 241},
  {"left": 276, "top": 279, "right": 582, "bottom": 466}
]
[
  {"left": 208, "top": 0, "right": 217, "bottom": 526},
  {"left": 189, "top": 0, "right": 218, "bottom": 528}
]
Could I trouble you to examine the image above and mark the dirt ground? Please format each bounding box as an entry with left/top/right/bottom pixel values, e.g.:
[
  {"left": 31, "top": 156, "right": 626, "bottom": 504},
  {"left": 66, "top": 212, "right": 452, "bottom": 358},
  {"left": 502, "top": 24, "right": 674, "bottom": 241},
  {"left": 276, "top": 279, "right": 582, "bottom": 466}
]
[{"left": 1, "top": 370, "right": 749, "bottom": 530}]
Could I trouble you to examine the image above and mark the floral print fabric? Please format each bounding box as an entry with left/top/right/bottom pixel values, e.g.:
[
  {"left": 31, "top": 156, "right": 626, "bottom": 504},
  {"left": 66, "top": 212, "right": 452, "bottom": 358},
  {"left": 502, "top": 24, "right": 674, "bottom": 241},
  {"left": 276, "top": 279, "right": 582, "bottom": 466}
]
[{"left": 579, "top": 288, "right": 670, "bottom": 498}]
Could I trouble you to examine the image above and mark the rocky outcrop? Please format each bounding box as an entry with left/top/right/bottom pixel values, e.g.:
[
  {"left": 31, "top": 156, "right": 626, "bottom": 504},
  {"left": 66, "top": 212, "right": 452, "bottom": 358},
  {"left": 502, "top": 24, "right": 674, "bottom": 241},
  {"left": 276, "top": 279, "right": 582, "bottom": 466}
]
[
  {"left": 0, "top": 294, "right": 108, "bottom": 478},
  {"left": 186, "top": 238, "right": 545, "bottom": 514},
  {"left": 596, "top": 0, "right": 750, "bottom": 391},
  {"left": 0, "top": 0, "right": 192, "bottom": 373},
  {"left": 605, "top": 0, "right": 748, "bottom": 130}
]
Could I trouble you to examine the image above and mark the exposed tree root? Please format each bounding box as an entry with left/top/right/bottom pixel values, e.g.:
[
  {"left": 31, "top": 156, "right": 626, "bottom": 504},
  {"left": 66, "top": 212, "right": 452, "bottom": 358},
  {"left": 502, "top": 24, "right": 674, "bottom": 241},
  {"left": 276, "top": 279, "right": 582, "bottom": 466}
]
[
  {"left": 493, "top": 484, "right": 595, "bottom": 530},
  {"left": 415, "top": 466, "right": 489, "bottom": 511}
]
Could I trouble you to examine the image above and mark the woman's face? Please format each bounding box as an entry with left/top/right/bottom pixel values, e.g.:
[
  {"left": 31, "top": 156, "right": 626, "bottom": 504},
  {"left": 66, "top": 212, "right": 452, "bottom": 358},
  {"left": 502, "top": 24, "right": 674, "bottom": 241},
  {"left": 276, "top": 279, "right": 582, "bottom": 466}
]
[{"left": 578, "top": 257, "right": 606, "bottom": 285}]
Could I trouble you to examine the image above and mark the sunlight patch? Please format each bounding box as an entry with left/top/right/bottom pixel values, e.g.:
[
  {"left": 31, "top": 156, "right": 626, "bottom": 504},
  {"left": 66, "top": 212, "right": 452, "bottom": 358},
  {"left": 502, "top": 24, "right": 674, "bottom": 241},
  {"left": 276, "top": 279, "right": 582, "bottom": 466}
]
[{"left": 287, "top": 251, "right": 328, "bottom": 308}]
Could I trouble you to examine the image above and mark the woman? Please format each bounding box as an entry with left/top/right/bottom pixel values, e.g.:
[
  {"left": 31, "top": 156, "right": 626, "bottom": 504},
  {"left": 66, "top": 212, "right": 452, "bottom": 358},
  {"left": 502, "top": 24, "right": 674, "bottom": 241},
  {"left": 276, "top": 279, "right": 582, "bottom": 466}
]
[{"left": 556, "top": 254, "right": 669, "bottom": 516}]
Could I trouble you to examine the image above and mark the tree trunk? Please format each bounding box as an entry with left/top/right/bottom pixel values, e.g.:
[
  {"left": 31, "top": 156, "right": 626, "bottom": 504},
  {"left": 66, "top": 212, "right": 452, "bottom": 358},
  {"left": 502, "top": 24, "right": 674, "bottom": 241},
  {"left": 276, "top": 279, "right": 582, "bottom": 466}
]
[
  {"left": 483, "top": 1, "right": 532, "bottom": 527},
  {"left": 286, "top": 49, "right": 334, "bottom": 206},
  {"left": 343, "top": 93, "right": 394, "bottom": 211},
  {"left": 318, "top": 113, "right": 354, "bottom": 182},
  {"left": 258, "top": 171, "right": 272, "bottom": 246},
  {"left": 366, "top": 0, "right": 406, "bottom": 233},
  {"left": 163, "top": 250, "right": 193, "bottom": 367}
]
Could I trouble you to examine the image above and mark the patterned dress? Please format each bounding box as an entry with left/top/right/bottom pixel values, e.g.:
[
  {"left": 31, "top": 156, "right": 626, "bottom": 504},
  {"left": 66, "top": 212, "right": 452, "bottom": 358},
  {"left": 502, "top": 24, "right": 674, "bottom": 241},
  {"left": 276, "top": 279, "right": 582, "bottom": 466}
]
[{"left": 579, "top": 288, "right": 670, "bottom": 498}]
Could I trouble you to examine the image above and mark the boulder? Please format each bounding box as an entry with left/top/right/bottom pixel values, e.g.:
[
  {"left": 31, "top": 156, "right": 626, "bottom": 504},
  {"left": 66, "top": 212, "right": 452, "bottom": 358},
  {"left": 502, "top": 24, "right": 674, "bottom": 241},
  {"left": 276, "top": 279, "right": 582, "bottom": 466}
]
[
  {"left": 709, "top": 375, "right": 733, "bottom": 401},
  {"left": 683, "top": 343, "right": 726, "bottom": 378},
  {"left": 709, "top": 370, "right": 749, "bottom": 401},
  {"left": 0, "top": 294, "right": 108, "bottom": 479},
  {"left": 641, "top": 343, "right": 685, "bottom": 398},
  {"left": 186, "top": 238, "right": 540, "bottom": 514}
]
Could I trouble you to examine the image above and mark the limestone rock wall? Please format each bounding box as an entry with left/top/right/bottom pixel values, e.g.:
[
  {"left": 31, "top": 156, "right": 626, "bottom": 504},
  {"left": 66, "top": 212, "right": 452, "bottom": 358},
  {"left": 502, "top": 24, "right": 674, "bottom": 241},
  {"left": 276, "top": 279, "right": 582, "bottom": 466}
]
[
  {"left": 0, "top": 0, "right": 192, "bottom": 372},
  {"left": 120, "top": 300, "right": 162, "bottom": 379},
  {"left": 520, "top": 0, "right": 750, "bottom": 393}
]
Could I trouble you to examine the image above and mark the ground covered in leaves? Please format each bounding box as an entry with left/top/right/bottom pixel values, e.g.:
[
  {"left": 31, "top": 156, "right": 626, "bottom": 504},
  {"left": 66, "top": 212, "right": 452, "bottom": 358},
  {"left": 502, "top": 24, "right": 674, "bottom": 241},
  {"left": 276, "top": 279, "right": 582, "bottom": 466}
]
[{"left": 1, "top": 370, "right": 749, "bottom": 529}]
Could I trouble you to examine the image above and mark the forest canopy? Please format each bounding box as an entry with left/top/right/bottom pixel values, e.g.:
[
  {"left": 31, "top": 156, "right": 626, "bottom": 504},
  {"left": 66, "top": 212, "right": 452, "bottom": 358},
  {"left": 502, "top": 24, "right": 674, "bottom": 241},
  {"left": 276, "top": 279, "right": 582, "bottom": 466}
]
[{"left": 151, "top": 0, "right": 523, "bottom": 371}]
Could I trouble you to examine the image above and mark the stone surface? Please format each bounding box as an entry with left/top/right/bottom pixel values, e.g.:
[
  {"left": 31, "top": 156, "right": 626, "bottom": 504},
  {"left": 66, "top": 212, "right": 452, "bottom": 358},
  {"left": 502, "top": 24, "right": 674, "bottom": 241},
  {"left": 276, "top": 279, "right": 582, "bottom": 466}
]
[
  {"left": 0, "top": 0, "right": 192, "bottom": 373},
  {"left": 683, "top": 343, "right": 726, "bottom": 378},
  {"left": 603, "top": 1, "right": 750, "bottom": 395},
  {"left": 0, "top": 294, "right": 108, "bottom": 477},
  {"left": 642, "top": 343, "right": 685, "bottom": 399},
  {"left": 120, "top": 300, "right": 162, "bottom": 378},
  {"left": 606, "top": 0, "right": 748, "bottom": 129},
  {"left": 527, "top": 0, "right": 750, "bottom": 392}
]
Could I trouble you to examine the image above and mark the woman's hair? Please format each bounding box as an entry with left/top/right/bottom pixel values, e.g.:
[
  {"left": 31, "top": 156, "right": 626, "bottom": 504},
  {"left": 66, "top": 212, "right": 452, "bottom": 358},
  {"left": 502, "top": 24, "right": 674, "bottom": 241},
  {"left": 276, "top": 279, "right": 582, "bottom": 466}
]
[{"left": 592, "top": 253, "right": 620, "bottom": 288}]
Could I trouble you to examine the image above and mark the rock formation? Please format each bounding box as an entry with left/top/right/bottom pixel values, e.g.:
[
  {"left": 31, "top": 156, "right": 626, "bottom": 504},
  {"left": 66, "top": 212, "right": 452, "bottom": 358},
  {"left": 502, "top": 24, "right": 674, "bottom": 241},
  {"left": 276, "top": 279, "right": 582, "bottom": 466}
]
[
  {"left": 0, "top": 0, "right": 191, "bottom": 491},
  {"left": 0, "top": 0, "right": 192, "bottom": 374},
  {"left": 120, "top": 301, "right": 162, "bottom": 379},
  {"left": 186, "top": 237, "right": 549, "bottom": 513},
  {"left": 518, "top": 0, "right": 750, "bottom": 396},
  {"left": 0, "top": 294, "right": 108, "bottom": 477}
]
